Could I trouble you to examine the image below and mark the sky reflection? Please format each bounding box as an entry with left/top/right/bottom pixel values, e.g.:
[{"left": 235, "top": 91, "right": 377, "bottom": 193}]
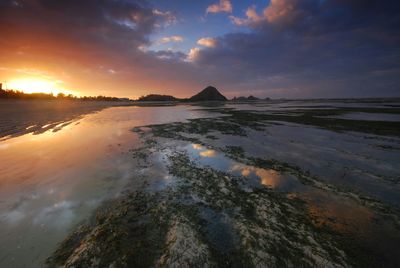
[
  {"left": 189, "top": 143, "right": 289, "bottom": 189},
  {"left": 0, "top": 105, "right": 217, "bottom": 267}
]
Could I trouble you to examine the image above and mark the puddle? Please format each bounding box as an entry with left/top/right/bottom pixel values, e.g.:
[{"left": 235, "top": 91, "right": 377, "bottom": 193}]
[{"left": 184, "top": 143, "right": 303, "bottom": 191}]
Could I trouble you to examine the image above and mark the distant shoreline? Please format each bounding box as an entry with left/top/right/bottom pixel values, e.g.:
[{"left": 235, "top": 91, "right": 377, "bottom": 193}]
[
  {"left": 1, "top": 96, "right": 400, "bottom": 104},
  {"left": 2, "top": 86, "right": 399, "bottom": 103}
]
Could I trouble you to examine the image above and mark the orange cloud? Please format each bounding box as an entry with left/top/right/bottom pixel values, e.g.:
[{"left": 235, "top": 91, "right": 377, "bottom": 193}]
[
  {"left": 231, "top": 0, "right": 308, "bottom": 27},
  {"left": 199, "top": 149, "right": 217, "bottom": 157},
  {"left": 230, "top": 5, "right": 263, "bottom": 26},
  {"left": 197, "top": 37, "right": 217, "bottom": 48},
  {"left": 263, "top": 0, "right": 301, "bottom": 24},
  {"left": 206, "top": 0, "right": 233, "bottom": 14}
]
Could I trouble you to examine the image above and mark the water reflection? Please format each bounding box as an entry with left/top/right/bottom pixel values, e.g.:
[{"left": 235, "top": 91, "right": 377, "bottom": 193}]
[
  {"left": 200, "top": 149, "right": 217, "bottom": 157},
  {"left": 189, "top": 142, "right": 381, "bottom": 230},
  {"left": 192, "top": 144, "right": 203, "bottom": 150},
  {"left": 230, "top": 164, "right": 282, "bottom": 188},
  {"left": 304, "top": 191, "right": 374, "bottom": 233},
  {"left": 187, "top": 143, "right": 294, "bottom": 190},
  {"left": 0, "top": 105, "right": 219, "bottom": 268}
]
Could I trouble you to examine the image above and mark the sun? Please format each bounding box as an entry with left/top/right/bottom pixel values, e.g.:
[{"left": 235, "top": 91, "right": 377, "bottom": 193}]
[{"left": 7, "top": 78, "right": 70, "bottom": 95}]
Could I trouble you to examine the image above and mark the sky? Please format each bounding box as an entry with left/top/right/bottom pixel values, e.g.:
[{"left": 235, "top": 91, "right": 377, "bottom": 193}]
[{"left": 0, "top": 0, "right": 399, "bottom": 99}]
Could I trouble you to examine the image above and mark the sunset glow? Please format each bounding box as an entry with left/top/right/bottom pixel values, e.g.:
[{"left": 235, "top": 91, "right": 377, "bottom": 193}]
[{"left": 7, "top": 78, "right": 67, "bottom": 95}]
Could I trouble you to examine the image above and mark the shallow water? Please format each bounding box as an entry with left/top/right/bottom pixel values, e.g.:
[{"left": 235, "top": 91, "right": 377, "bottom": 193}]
[
  {"left": 0, "top": 105, "right": 218, "bottom": 268},
  {"left": 195, "top": 120, "right": 400, "bottom": 206},
  {"left": 180, "top": 142, "right": 400, "bottom": 266},
  {"left": 319, "top": 112, "right": 400, "bottom": 122}
]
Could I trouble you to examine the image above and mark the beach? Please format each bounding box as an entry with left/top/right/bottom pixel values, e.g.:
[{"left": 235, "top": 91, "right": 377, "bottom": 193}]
[{"left": 0, "top": 99, "right": 135, "bottom": 140}]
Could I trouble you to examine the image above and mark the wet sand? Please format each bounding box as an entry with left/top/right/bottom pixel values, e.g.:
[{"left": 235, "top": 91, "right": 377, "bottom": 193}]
[{"left": 0, "top": 99, "right": 134, "bottom": 140}]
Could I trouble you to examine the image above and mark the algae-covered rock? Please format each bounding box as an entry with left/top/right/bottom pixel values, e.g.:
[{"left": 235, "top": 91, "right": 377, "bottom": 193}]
[{"left": 47, "top": 192, "right": 169, "bottom": 268}]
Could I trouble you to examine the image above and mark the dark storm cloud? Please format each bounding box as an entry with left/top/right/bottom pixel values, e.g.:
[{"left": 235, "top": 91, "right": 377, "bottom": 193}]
[
  {"left": 196, "top": 0, "right": 400, "bottom": 97},
  {"left": 0, "top": 0, "right": 162, "bottom": 49}
]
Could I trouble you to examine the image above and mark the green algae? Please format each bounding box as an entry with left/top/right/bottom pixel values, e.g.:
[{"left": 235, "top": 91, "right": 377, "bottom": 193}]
[{"left": 47, "top": 192, "right": 170, "bottom": 268}]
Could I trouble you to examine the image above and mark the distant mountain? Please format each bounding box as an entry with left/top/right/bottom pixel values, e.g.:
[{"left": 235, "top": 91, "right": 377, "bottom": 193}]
[
  {"left": 232, "top": 95, "right": 260, "bottom": 101},
  {"left": 189, "top": 86, "right": 227, "bottom": 101},
  {"left": 138, "top": 94, "right": 178, "bottom": 102}
]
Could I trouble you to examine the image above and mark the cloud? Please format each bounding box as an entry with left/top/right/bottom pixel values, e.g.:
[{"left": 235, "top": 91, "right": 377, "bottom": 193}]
[
  {"left": 151, "top": 50, "right": 187, "bottom": 61},
  {"left": 152, "top": 9, "right": 178, "bottom": 27},
  {"left": 158, "top": 35, "right": 184, "bottom": 44},
  {"left": 0, "top": 0, "right": 165, "bottom": 51},
  {"left": 206, "top": 0, "right": 232, "bottom": 14},
  {"left": 187, "top": 47, "right": 201, "bottom": 62},
  {"left": 230, "top": 0, "right": 316, "bottom": 28},
  {"left": 230, "top": 5, "right": 263, "bottom": 26},
  {"left": 263, "top": 0, "right": 303, "bottom": 24},
  {"left": 197, "top": 37, "right": 217, "bottom": 48},
  {"left": 193, "top": 0, "right": 400, "bottom": 98}
]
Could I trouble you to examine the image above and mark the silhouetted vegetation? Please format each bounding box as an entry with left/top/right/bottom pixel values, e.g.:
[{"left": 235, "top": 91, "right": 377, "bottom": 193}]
[
  {"left": 0, "top": 89, "right": 132, "bottom": 101},
  {"left": 138, "top": 94, "right": 178, "bottom": 102},
  {"left": 232, "top": 95, "right": 260, "bottom": 101},
  {"left": 0, "top": 85, "right": 273, "bottom": 103}
]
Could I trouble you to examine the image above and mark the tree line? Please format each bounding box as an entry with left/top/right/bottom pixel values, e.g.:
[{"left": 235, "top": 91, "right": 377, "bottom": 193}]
[{"left": 0, "top": 89, "right": 131, "bottom": 101}]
